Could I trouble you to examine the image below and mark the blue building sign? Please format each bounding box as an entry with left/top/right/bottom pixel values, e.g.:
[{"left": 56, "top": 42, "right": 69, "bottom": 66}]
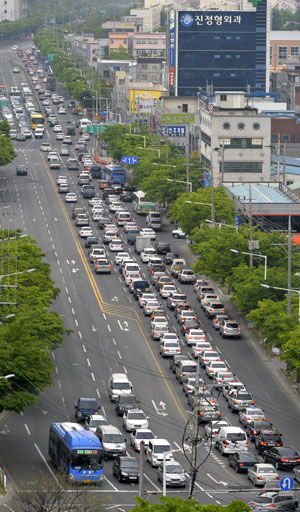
[
  {"left": 121, "top": 156, "right": 138, "bottom": 165},
  {"left": 173, "top": 1, "right": 267, "bottom": 96},
  {"left": 161, "top": 126, "right": 186, "bottom": 137},
  {"left": 203, "top": 173, "right": 210, "bottom": 188}
]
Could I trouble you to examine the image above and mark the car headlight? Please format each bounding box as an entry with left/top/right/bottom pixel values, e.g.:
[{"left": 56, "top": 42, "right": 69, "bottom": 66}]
[
  {"left": 121, "top": 471, "right": 128, "bottom": 476},
  {"left": 68, "top": 473, "right": 75, "bottom": 480}
]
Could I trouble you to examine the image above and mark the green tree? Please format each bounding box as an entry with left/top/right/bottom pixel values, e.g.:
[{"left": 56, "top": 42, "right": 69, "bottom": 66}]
[
  {"left": 0, "top": 120, "right": 16, "bottom": 166},
  {"left": 130, "top": 497, "right": 250, "bottom": 512},
  {"left": 0, "top": 234, "right": 67, "bottom": 412}
]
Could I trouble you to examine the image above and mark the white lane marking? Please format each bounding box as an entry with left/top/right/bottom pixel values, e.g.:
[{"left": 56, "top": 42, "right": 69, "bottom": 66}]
[
  {"left": 96, "top": 388, "right": 101, "bottom": 399},
  {"left": 58, "top": 380, "right": 62, "bottom": 389},
  {"left": 72, "top": 308, "right": 75, "bottom": 315},
  {"left": 123, "top": 366, "right": 127, "bottom": 374},
  {"left": 117, "top": 351, "right": 122, "bottom": 359},
  {"left": 207, "top": 332, "right": 212, "bottom": 341},
  {"left": 107, "top": 325, "right": 111, "bottom": 332},
  {"left": 68, "top": 297, "right": 72, "bottom": 303},
  {"left": 78, "top": 331, "right": 82, "bottom": 339},
  {"left": 144, "top": 473, "right": 160, "bottom": 491},
  {"left": 24, "top": 424, "right": 31, "bottom": 436},
  {"left": 65, "top": 287, "right": 68, "bottom": 294},
  {"left": 55, "top": 366, "right": 58, "bottom": 374},
  {"left": 103, "top": 313, "right": 107, "bottom": 320},
  {"left": 91, "top": 372, "right": 95, "bottom": 381},
  {"left": 103, "top": 475, "right": 118, "bottom": 491},
  {"left": 87, "top": 358, "right": 91, "bottom": 367},
  {"left": 82, "top": 344, "right": 86, "bottom": 352},
  {"left": 34, "top": 443, "right": 59, "bottom": 483},
  {"left": 112, "top": 338, "right": 116, "bottom": 346},
  {"left": 75, "top": 319, "right": 78, "bottom": 326}
]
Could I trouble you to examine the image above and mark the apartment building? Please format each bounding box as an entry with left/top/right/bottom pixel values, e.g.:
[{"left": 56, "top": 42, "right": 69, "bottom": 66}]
[{"left": 133, "top": 32, "right": 166, "bottom": 58}]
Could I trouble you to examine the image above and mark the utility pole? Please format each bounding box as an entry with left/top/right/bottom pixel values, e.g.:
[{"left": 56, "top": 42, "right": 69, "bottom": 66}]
[
  {"left": 189, "top": 358, "right": 200, "bottom": 499},
  {"left": 165, "top": 131, "right": 169, "bottom": 163},
  {"left": 139, "top": 441, "right": 145, "bottom": 497},
  {"left": 210, "top": 152, "right": 215, "bottom": 226},
  {"left": 221, "top": 139, "right": 225, "bottom": 183},
  {"left": 287, "top": 214, "right": 292, "bottom": 314},
  {"left": 249, "top": 184, "right": 253, "bottom": 267},
  {"left": 186, "top": 125, "right": 190, "bottom": 193},
  {"left": 283, "top": 143, "right": 287, "bottom": 186},
  {"left": 277, "top": 135, "right": 281, "bottom": 180}
]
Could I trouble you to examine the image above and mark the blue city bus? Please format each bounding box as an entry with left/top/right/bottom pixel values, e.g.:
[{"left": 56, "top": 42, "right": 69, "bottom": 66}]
[
  {"left": 49, "top": 422, "right": 104, "bottom": 483},
  {"left": 102, "top": 165, "right": 126, "bottom": 185}
]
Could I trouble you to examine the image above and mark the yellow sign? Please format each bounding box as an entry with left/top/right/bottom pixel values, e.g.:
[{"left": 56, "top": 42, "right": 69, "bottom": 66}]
[
  {"left": 251, "top": 138, "right": 262, "bottom": 145},
  {"left": 130, "top": 89, "right": 163, "bottom": 114}
]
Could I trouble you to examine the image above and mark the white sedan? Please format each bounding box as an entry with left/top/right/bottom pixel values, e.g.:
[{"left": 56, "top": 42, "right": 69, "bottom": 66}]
[
  {"left": 248, "top": 463, "right": 279, "bottom": 486},
  {"left": 56, "top": 132, "right": 64, "bottom": 140},
  {"left": 140, "top": 248, "right": 157, "bottom": 263},
  {"left": 185, "top": 329, "right": 207, "bottom": 346},
  {"left": 138, "top": 293, "right": 157, "bottom": 308},
  {"left": 172, "top": 227, "right": 186, "bottom": 239},
  {"left": 109, "top": 239, "right": 124, "bottom": 252},
  {"left": 65, "top": 193, "right": 77, "bottom": 203},
  {"left": 53, "top": 124, "right": 63, "bottom": 132},
  {"left": 130, "top": 429, "right": 155, "bottom": 452},
  {"left": 123, "top": 409, "right": 149, "bottom": 432},
  {"left": 79, "top": 227, "right": 93, "bottom": 238},
  {"left": 140, "top": 228, "right": 156, "bottom": 240},
  {"left": 115, "top": 252, "right": 129, "bottom": 265}
]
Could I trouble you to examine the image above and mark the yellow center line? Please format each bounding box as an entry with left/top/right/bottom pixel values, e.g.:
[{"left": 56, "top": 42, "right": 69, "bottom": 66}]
[{"left": 43, "top": 160, "right": 188, "bottom": 422}]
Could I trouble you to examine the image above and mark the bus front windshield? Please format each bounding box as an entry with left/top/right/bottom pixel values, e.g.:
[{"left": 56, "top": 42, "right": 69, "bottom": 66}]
[{"left": 71, "top": 449, "right": 104, "bottom": 470}]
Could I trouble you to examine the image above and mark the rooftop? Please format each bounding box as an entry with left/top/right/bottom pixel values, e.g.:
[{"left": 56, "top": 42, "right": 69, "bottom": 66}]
[
  {"left": 270, "top": 30, "right": 300, "bottom": 41},
  {"left": 226, "top": 183, "right": 293, "bottom": 204}
]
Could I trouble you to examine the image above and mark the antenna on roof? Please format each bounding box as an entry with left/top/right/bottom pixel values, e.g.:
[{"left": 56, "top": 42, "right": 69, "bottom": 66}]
[{"left": 246, "top": 84, "right": 251, "bottom": 107}]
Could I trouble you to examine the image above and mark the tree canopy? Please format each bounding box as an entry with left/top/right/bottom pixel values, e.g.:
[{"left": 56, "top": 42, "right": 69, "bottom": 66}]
[
  {"left": 130, "top": 497, "right": 250, "bottom": 512},
  {"left": 0, "top": 121, "right": 16, "bottom": 166},
  {"left": 0, "top": 232, "right": 67, "bottom": 413}
]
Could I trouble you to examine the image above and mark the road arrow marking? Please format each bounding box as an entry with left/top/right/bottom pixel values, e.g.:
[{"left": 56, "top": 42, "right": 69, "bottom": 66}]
[
  {"left": 92, "top": 325, "right": 97, "bottom": 332},
  {"left": 72, "top": 268, "right": 80, "bottom": 273},
  {"left": 206, "top": 473, "right": 228, "bottom": 486},
  {"left": 152, "top": 400, "right": 168, "bottom": 416},
  {"left": 111, "top": 296, "right": 119, "bottom": 302}
]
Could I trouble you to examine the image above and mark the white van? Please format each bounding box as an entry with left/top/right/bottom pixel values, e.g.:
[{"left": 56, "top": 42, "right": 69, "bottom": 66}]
[
  {"left": 215, "top": 426, "right": 248, "bottom": 455},
  {"left": 117, "top": 211, "right": 131, "bottom": 226},
  {"left": 96, "top": 425, "right": 126, "bottom": 458},
  {"left": 108, "top": 373, "right": 133, "bottom": 401}
]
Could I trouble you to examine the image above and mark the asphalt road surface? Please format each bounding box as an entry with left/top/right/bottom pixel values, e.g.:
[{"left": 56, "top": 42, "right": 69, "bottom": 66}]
[{"left": 0, "top": 41, "right": 300, "bottom": 511}]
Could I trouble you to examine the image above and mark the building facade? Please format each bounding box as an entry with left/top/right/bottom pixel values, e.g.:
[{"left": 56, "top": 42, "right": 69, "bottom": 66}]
[
  {"left": 130, "top": 4, "right": 161, "bottom": 32},
  {"left": 136, "top": 57, "right": 165, "bottom": 84},
  {"left": 167, "top": 0, "right": 270, "bottom": 96},
  {"left": 108, "top": 32, "right": 131, "bottom": 54},
  {"left": 0, "top": 0, "right": 24, "bottom": 20},
  {"left": 133, "top": 33, "right": 166, "bottom": 58},
  {"left": 270, "top": 31, "right": 300, "bottom": 70}
]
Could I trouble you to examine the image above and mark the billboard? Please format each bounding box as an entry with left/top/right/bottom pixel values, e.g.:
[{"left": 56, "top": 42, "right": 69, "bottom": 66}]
[
  {"left": 129, "top": 90, "right": 163, "bottom": 114},
  {"left": 162, "top": 113, "right": 194, "bottom": 124},
  {"left": 173, "top": 4, "right": 267, "bottom": 96},
  {"left": 169, "top": 9, "right": 175, "bottom": 87}
]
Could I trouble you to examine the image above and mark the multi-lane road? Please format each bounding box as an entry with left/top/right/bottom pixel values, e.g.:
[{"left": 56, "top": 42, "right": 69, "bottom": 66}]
[{"left": 0, "top": 41, "right": 300, "bottom": 511}]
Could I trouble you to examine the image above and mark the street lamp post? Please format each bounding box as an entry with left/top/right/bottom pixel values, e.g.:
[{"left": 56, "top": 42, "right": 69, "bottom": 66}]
[
  {"left": 138, "top": 146, "right": 160, "bottom": 158},
  {"left": 185, "top": 200, "right": 213, "bottom": 226},
  {"left": 0, "top": 268, "right": 36, "bottom": 281},
  {"left": 261, "top": 284, "right": 300, "bottom": 322},
  {"left": 167, "top": 178, "right": 192, "bottom": 193},
  {"left": 0, "top": 374, "right": 15, "bottom": 379},
  {"left": 231, "top": 249, "right": 267, "bottom": 280},
  {"left": 206, "top": 219, "right": 238, "bottom": 233}
]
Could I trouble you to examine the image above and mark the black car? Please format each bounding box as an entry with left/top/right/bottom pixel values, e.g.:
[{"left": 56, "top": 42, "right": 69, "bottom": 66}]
[
  {"left": 120, "top": 191, "right": 133, "bottom": 202},
  {"left": 74, "top": 397, "right": 100, "bottom": 422},
  {"left": 247, "top": 420, "right": 273, "bottom": 442},
  {"left": 228, "top": 451, "right": 259, "bottom": 473},
  {"left": 255, "top": 430, "right": 283, "bottom": 454},
  {"left": 164, "top": 252, "right": 178, "bottom": 265},
  {"left": 155, "top": 242, "right": 171, "bottom": 255},
  {"left": 132, "top": 280, "right": 151, "bottom": 299},
  {"left": 85, "top": 237, "right": 98, "bottom": 249},
  {"left": 113, "top": 456, "right": 139, "bottom": 482},
  {"left": 115, "top": 394, "right": 140, "bottom": 416},
  {"left": 16, "top": 164, "right": 28, "bottom": 176},
  {"left": 102, "top": 188, "right": 116, "bottom": 200},
  {"left": 181, "top": 319, "right": 200, "bottom": 334},
  {"left": 263, "top": 446, "right": 300, "bottom": 469}
]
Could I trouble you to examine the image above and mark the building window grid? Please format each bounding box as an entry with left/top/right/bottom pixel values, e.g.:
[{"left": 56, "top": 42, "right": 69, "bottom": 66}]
[
  {"left": 221, "top": 162, "right": 263, "bottom": 173},
  {"left": 278, "top": 46, "right": 288, "bottom": 64},
  {"left": 291, "top": 46, "right": 299, "bottom": 56}
]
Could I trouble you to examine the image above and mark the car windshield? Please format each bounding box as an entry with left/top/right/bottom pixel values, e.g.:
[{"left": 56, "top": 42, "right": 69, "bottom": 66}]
[
  {"left": 254, "top": 497, "right": 272, "bottom": 504},
  {"left": 119, "top": 396, "right": 136, "bottom": 404},
  {"left": 227, "top": 323, "right": 239, "bottom": 328},
  {"left": 166, "top": 465, "right": 183, "bottom": 474},
  {"left": 104, "top": 434, "right": 124, "bottom": 443},
  {"left": 182, "top": 365, "right": 197, "bottom": 372},
  {"left": 227, "top": 433, "right": 246, "bottom": 441},
  {"left": 280, "top": 448, "right": 298, "bottom": 457},
  {"left": 263, "top": 433, "right": 281, "bottom": 441},
  {"left": 121, "top": 459, "right": 139, "bottom": 469},
  {"left": 239, "top": 453, "right": 257, "bottom": 461},
  {"left": 136, "top": 432, "right": 153, "bottom": 439},
  {"left": 128, "top": 412, "right": 145, "bottom": 420},
  {"left": 237, "top": 394, "right": 252, "bottom": 400},
  {"left": 248, "top": 409, "right": 263, "bottom": 416},
  {"left": 154, "top": 445, "right": 171, "bottom": 453},
  {"left": 89, "top": 418, "right": 106, "bottom": 426},
  {"left": 113, "top": 382, "right": 131, "bottom": 390},
  {"left": 71, "top": 450, "right": 103, "bottom": 470},
  {"left": 78, "top": 400, "right": 97, "bottom": 409},
  {"left": 183, "top": 270, "right": 193, "bottom": 275},
  {"left": 164, "top": 334, "right": 178, "bottom": 340}
]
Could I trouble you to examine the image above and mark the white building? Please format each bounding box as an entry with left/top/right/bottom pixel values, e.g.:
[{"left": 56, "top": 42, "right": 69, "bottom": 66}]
[
  {"left": 0, "top": 0, "right": 24, "bottom": 20},
  {"left": 130, "top": 4, "right": 160, "bottom": 32}
]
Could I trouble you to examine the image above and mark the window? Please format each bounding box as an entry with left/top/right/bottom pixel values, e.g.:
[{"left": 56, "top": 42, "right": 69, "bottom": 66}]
[
  {"left": 141, "top": 64, "right": 148, "bottom": 70},
  {"left": 230, "top": 73, "right": 236, "bottom": 77},
  {"left": 220, "top": 95, "right": 227, "bottom": 102},
  {"left": 141, "top": 74, "right": 147, "bottom": 80},
  {"left": 225, "top": 55, "right": 231, "bottom": 59},
  {"left": 270, "top": 46, "right": 273, "bottom": 65},
  {"left": 219, "top": 138, "right": 262, "bottom": 148},
  {"left": 214, "top": 73, "right": 220, "bottom": 77},
  {"left": 214, "top": 36, "right": 220, "bottom": 40},
  {"left": 201, "top": 131, "right": 211, "bottom": 145},
  {"left": 282, "top": 134, "right": 290, "bottom": 141},
  {"left": 214, "top": 54, "right": 220, "bottom": 59},
  {"left": 235, "top": 55, "right": 240, "bottom": 59},
  {"left": 123, "top": 40, "right": 127, "bottom": 45},
  {"left": 278, "top": 46, "right": 287, "bottom": 64},
  {"left": 110, "top": 39, "right": 114, "bottom": 44},
  {"left": 136, "top": 39, "right": 146, "bottom": 45},
  {"left": 272, "top": 135, "right": 277, "bottom": 142},
  {"left": 226, "top": 36, "right": 232, "bottom": 40},
  {"left": 291, "top": 46, "right": 299, "bottom": 56},
  {"left": 221, "top": 162, "right": 262, "bottom": 173},
  {"left": 182, "top": 104, "right": 188, "bottom": 113}
]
